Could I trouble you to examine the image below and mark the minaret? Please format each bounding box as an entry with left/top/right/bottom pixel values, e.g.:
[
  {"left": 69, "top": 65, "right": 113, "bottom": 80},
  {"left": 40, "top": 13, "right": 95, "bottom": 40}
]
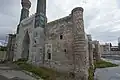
[
  {"left": 36, "top": 0, "right": 46, "bottom": 16},
  {"left": 35, "top": 0, "right": 47, "bottom": 28},
  {"left": 20, "top": 0, "right": 31, "bottom": 22},
  {"left": 17, "top": 0, "right": 31, "bottom": 34}
]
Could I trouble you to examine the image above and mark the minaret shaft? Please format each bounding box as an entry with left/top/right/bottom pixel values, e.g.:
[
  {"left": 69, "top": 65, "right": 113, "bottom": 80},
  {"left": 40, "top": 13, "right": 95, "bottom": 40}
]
[
  {"left": 36, "top": 0, "right": 46, "bottom": 15},
  {"left": 20, "top": 0, "right": 31, "bottom": 22},
  {"left": 20, "top": 8, "right": 29, "bottom": 22},
  {"left": 35, "top": 0, "right": 47, "bottom": 28},
  {"left": 17, "top": 0, "right": 31, "bottom": 34}
]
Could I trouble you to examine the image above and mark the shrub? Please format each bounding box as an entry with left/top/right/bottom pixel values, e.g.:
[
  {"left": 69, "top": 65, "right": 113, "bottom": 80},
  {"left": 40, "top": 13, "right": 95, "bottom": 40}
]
[
  {"left": 88, "top": 67, "right": 94, "bottom": 80},
  {"left": 0, "top": 46, "right": 7, "bottom": 51}
]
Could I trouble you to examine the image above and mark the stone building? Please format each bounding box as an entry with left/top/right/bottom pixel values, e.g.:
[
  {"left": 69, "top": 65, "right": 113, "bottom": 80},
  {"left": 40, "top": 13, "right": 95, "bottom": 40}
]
[
  {"left": 111, "top": 46, "right": 119, "bottom": 51},
  {"left": 92, "top": 40, "right": 101, "bottom": 61},
  {"left": 8, "top": 0, "right": 90, "bottom": 80},
  {"left": 102, "top": 43, "right": 111, "bottom": 54},
  {"left": 99, "top": 45, "right": 104, "bottom": 55},
  {"left": 7, "top": 34, "right": 16, "bottom": 61},
  {"left": 87, "top": 34, "right": 94, "bottom": 67}
]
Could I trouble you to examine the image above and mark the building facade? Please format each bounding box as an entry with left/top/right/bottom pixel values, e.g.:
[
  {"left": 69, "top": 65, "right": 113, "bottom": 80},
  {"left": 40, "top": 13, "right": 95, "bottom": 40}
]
[
  {"left": 111, "top": 46, "right": 119, "bottom": 51},
  {"left": 7, "top": 0, "right": 91, "bottom": 80}
]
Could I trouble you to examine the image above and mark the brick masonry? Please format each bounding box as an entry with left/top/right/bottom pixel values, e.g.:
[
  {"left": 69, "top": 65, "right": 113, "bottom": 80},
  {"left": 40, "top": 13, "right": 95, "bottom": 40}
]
[{"left": 8, "top": 0, "right": 91, "bottom": 80}]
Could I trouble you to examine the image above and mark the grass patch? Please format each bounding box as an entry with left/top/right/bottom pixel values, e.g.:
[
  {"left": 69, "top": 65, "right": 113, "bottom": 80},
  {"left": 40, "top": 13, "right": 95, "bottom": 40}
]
[
  {"left": 88, "top": 66, "right": 94, "bottom": 80},
  {"left": 88, "top": 60, "right": 119, "bottom": 80},
  {"left": 13, "top": 59, "right": 65, "bottom": 80},
  {"left": 94, "top": 60, "right": 119, "bottom": 68}
]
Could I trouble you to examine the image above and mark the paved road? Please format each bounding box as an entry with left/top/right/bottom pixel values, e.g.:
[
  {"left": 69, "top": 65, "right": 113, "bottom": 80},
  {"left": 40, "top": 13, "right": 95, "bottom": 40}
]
[
  {"left": 0, "top": 63, "right": 37, "bottom": 80},
  {"left": 0, "top": 75, "right": 9, "bottom": 80},
  {"left": 94, "top": 58, "right": 120, "bottom": 80},
  {"left": 95, "top": 66, "right": 120, "bottom": 80}
]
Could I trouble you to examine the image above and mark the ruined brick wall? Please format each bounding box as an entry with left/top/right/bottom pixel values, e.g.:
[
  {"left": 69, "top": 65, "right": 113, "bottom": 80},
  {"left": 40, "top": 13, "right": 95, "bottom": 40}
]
[
  {"left": 44, "top": 7, "right": 89, "bottom": 80},
  {"left": 45, "top": 16, "right": 74, "bottom": 72}
]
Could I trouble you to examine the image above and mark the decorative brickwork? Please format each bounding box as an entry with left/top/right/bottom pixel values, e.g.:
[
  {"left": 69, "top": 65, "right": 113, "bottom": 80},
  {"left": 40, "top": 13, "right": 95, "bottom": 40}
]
[{"left": 71, "top": 7, "right": 89, "bottom": 80}]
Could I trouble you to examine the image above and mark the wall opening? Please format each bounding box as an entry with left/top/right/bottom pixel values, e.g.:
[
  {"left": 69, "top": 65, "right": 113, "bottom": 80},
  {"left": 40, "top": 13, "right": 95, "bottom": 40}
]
[
  {"left": 48, "top": 53, "right": 51, "bottom": 60},
  {"left": 60, "top": 35, "right": 63, "bottom": 40},
  {"left": 47, "top": 49, "right": 51, "bottom": 60},
  {"left": 64, "top": 49, "right": 67, "bottom": 52},
  {"left": 34, "top": 40, "right": 36, "bottom": 43}
]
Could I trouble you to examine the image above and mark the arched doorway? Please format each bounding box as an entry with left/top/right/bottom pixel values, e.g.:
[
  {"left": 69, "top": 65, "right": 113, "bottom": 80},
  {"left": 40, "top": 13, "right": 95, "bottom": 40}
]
[{"left": 21, "top": 31, "right": 30, "bottom": 60}]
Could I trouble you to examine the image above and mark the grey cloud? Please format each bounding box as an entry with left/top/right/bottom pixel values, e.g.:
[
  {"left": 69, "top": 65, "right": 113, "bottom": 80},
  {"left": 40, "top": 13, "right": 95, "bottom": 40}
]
[
  {"left": 0, "top": 0, "right": 20, "bottom": 40},
  {"left": 0, "top": 0, "right": 20, "bottom": 17},
  {"left": 90, "top": 27, "right": 120, "bottom": 42},
  {"left": 84, "top": 8, "right": 100, "bottom": 29},
  {"left": 0, "top": 0, "right": 120, "bottom": 46}
]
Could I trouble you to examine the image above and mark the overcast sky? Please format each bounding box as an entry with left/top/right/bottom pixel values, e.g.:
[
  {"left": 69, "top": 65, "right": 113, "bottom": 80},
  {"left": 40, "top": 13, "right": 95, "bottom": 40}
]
[{"left": 0, "top": 0, "right": 120, "bottom": 45}]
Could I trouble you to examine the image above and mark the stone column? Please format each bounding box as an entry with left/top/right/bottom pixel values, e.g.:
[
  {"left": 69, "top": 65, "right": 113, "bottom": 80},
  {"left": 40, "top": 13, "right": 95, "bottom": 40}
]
[
  {"left": 95, "top": 43, "right": 101, "bottom": 61},
  {"left": 93, "top": 41, "right": 101, "bottom": 62},
  {"left": 72, "top": 7, "right": 88, "bottom": 80},
  {"left": 87, "top": 35, "right": 94, "bottom": 68},
  {"left": 88, "top": 41, "right": 94, "bottom": 67}
]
